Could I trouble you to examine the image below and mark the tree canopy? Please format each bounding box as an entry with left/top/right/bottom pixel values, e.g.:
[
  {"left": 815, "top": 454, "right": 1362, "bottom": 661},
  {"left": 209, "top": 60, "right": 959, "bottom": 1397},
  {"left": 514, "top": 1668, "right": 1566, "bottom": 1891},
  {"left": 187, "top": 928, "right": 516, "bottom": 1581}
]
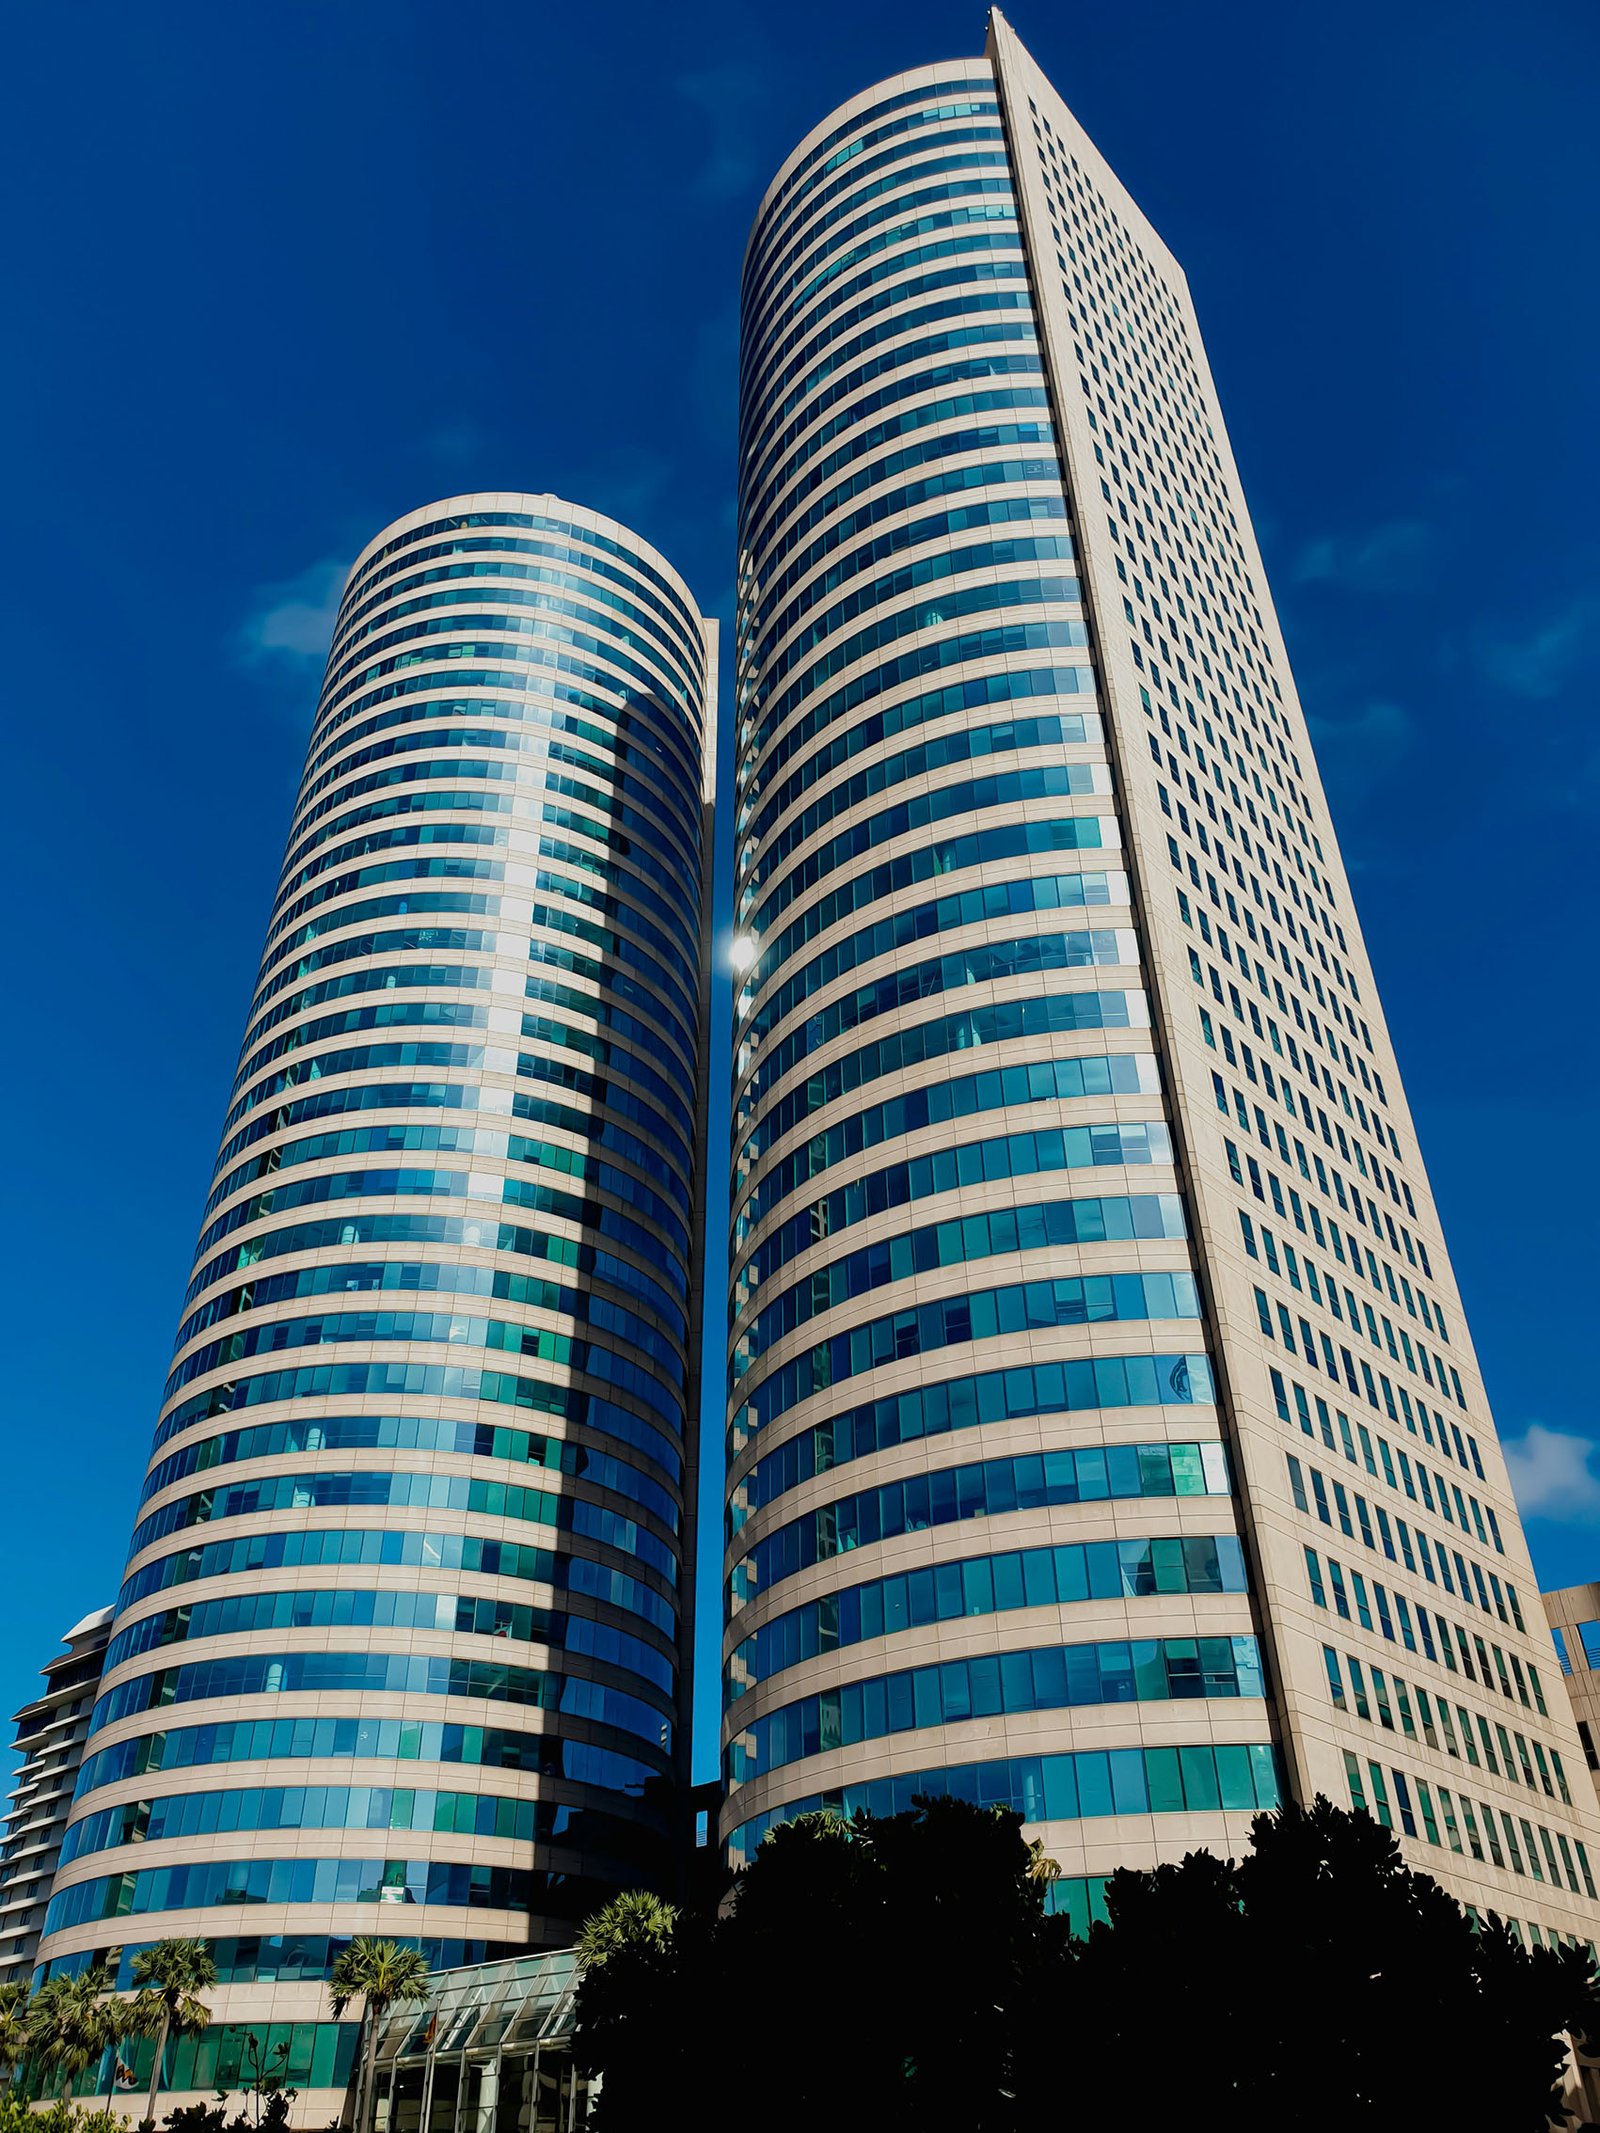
[
  {"left": 22, "top": 1970, "right": 116, "bottom": 2107},
  {"left": 129, "top": 1936, "right": 216, "bottom": 2130},
  {"left": 1070, "top": 1796, "right": 1597, "bottom": 2132},
  {"left": 577, "top": 1794, "right": 1073, "bottom": 2133},
  {"left": 328, "top": 1936, "right": 430, "bottom": 2133},
  {"left": 574, "top": 1794, "right": 1599, "bottom": 2133}
]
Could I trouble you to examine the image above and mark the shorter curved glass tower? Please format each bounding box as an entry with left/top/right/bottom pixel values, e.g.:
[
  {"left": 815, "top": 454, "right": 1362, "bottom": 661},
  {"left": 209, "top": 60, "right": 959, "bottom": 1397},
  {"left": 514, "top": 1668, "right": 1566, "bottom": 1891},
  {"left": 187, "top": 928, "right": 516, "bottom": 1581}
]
[{"left": 36, "top": 493, "right": 716, "bottom": 2121}]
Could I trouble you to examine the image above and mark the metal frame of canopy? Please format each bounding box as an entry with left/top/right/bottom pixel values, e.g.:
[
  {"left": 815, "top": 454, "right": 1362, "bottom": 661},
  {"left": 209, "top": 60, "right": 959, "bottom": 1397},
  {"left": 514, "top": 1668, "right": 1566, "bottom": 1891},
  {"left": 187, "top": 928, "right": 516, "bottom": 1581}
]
[{"left": 361, "top": 1951, "right": 589, "bottom": 2133}]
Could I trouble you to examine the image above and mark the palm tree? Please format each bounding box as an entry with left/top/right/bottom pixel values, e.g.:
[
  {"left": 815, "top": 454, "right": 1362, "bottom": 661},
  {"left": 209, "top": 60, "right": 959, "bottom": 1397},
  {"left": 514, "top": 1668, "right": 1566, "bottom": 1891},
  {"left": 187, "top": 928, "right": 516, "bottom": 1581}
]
[
  {"left": 98, "top": 1981, "right": 139, "bottom": 2112},
  {"left": 129, "top": 1936, "right": 217, "bottom": 2128},
  {"left": 0, "top": 1979, "right": 29, "bottom": 2094},
  {"left": 24, "top": 1965, "right": 116, "bottom": 2104},
  {"left": 575, "top": 1889, "right": 678, "bottom": 1971},
  {"left": 329, "top": 1938, "right": 430, "bottom": 2133},
  {"left": 1025, "top": 1838, "right": 1061, "bottom": 1889}
]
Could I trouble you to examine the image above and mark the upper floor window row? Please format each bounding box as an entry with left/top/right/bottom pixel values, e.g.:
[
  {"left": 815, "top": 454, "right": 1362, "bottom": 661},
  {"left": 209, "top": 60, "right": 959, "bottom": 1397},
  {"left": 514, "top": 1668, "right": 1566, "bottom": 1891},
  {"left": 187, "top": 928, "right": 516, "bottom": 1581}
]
[
  {"left": 735, "top": 985, "right": 1147, "bottom": 1141},
  {"left": 747, "top": 179, "right": 1021, "bottom": 357},
  {"left": 741, "top": 872, "right": 1125, "bottom": 1043},
  {"left": 746, "top": 136, "right": 1008, "bottom": 316},
  {"left": 734, "top": 1046, "right": 1157, "bottom": 1234},
  {"left": 745, "top": 85, "right": 998, "bottom": 300},
  {"left": 336, "top": 545, "right": 706, "bottom": 674},
  {"left": 725, "top": 1532, "right": 1249, "bottom": 1702},
  {"left": 728, "top": 1435, "right": 1230, "bottom": 1613},
  {"left": 744, "top": 365, "right": 1044, "bottom": 566},
  {"left": 341, "top": 513, "right": 702, "bottom": 642}
]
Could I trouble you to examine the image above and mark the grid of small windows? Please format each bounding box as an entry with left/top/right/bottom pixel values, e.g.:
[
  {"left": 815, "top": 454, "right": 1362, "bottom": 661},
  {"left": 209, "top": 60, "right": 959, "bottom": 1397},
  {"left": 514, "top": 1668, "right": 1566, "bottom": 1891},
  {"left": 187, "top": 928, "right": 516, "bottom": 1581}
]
[
  {"left": 1249, "top": 1254, "right": 1463, "bottom": 1421},
  {"left": 1301, "top": 1534, "right": 1548, "bottom": 1719},
  {"left": 1012, "top": 56, "right": 1600, "bottom": 1932},
  {"left": 1300, "top": 1538, "right": 1600, "bottom": 1919},
  {"left": 1338, "top": 1735, "right": 1597, "bottom": 1921},
  {"left": 1026, "top": 103, "right": 1351, "bottom": 987},
  {"left": 1023, "top": 111, "right": 1557, "bottom": 1775},
  {"left": 1270, "top": 1370, "right": 1514, "bottom": 1612},
  {"left": 1265, "top": 1288, "right": 1597, "bottom": 1907},
  {"left": 1018, "top": 96, "right": 1498, "bottom": 1430},
  {"left": 1318, "top": 1639, "right": 1573, "bottom": 1817},
  {"left": 1194, "top": 969, "right": 1429, "bottom": 1270}
]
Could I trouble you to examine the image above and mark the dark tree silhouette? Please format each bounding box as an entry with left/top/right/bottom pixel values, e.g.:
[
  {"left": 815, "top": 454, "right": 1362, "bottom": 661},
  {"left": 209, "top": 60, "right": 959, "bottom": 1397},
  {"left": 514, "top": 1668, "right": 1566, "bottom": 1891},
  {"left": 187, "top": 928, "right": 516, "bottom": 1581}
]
[
  {"left": 573, "top": 1888, "right": 713, "bottom": 2130},
  {"left": 1070, "top": 1796, "right": 1598, "bottom": 2133},
  {"left": 576, "top": 1797, "right": 1067, "bottom": 2132},
  {"left": 574, "top": 1794, "right": 1597, "bottom": 2133}
]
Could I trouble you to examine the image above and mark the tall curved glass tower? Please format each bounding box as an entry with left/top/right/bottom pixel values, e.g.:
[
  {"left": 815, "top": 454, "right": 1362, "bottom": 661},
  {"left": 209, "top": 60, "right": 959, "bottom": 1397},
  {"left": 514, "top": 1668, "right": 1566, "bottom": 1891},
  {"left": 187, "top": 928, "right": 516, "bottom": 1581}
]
[
  {"left": 724, "top": 16, "right": 1600, "bottom": 1953},
  {"left": 36, "top": 493, "right": 716, "bottom": 2118}
]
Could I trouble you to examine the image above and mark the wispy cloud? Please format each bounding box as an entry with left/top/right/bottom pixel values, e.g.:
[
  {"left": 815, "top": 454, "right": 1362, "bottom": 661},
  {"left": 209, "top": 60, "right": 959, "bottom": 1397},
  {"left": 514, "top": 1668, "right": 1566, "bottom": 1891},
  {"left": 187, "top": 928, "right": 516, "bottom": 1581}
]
[
  {"left": 675, "top": 62, "right": 772, "bottom": 204},
  {"left": 1293, "top": 518, "right": 1438, "bottom": 594},
  {"left": 691, "top": 299, "right": 740, "bottom": 444},
  {"left": 1502, "top": 1424, "right": 1600, "bottom": 1524},
  {"left": 236, "top": 556, "right": 347, "bottom": 671},
  {"left": 422, "top": 419, "right": 490, "bottom": 468},
  {"left": 587, "top": 447, "right": 675, "bottom": 534},
  {"left": 1473, "top": 590, "right": 1600, "bottom": 701},
  {"left": 1306, "top": 697, "right": 1415, "bottom": 794}
]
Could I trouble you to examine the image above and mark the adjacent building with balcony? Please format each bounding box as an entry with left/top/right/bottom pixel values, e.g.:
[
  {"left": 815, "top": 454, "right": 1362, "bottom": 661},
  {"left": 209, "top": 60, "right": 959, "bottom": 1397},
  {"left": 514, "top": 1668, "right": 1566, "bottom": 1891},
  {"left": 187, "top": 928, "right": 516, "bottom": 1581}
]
[
  {"left": 0, "top": 1607, "right": 112, "bottom": 1984},
  {"left": 1545, "top": 1584, "right": 1600, "bottom": 1804}
]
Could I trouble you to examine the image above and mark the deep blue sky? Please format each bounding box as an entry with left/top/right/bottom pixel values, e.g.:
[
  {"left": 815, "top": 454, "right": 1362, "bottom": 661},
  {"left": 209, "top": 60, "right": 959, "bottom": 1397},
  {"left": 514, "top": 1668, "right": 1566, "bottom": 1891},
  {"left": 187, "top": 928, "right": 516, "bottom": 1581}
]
[{"left": 2, "top": 0, "right": 1595, "bottom": 1778}]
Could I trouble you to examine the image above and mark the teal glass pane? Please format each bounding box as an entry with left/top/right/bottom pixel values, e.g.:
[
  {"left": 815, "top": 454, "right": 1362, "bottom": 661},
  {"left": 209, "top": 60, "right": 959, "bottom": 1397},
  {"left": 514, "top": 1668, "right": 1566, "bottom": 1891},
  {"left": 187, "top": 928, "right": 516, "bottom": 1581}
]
[
  {"left": 1041, "top": 1754, "right": 1078, "bottom": 1821},
  {"left": 1145, "top": 1746, "right": 1185, "bottom": 1813},
  {"left": 1215, "top": 1744, "right": 1257, "bottom": 1811},
  {"left": 1052, "top": 1879, "right": 1092, "bottom": 1937},
  {"left": 1077, "top": 1751, "right": 1115, "bottom": 1820},
  {"left": 1249, "top": 1743, "right": 1281, "bottom": 1806},
  {"left": 1109, "top": 1748, "right": 1148, "bottom": 1814},
  {"left": 1178, "top": 1744, "right": 1221, "bottom": 1811}
]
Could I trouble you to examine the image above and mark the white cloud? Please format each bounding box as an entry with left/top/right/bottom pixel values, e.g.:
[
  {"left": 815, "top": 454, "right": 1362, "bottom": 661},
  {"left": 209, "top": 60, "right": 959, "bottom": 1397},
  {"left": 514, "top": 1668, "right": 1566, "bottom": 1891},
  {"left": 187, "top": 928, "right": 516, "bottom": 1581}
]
[
  {"left": 675, "top": 62, "right": 771, "bottom": 203},
  {"left": 582, "top": 447, "right": 674, "bottom": 534},
  {"left": 236, "top": 556, "right": 348, "bottom": 669},
  {"left": 691, "top": 300, "right": 740, "bottom": 443},
  {"left": 1501, "top": 1424, "right": 1600, "bottom": 1524},
  {"left": 1306, "top": 697, "right": 1415, "bottom": 792},
  {"left": 1473, "top": 591, "right": 1600, "bottom": 701},
  {"left": 423, "top": 419, "right": 489, "bottom": 467},
  {"left": 1293, "top": 519, "right": 1437, "bottom": 594}
]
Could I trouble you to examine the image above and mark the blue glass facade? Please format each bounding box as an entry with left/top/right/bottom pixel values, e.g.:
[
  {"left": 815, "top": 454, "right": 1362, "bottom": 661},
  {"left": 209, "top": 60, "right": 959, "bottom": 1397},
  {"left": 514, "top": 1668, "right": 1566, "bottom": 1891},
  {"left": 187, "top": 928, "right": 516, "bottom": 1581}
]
[
  {"left": 724, "top": 65, "right": 1269, "bottom": 1866},
  {"left": 37, "top": 497, "right": 714, "bottom": 2082},
  {"left": 721, "top": 14, "right": 1600, "bottom": 1966},
  {"left": 28, "top": 15, "right": 1600, "bottom": 2065}
]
